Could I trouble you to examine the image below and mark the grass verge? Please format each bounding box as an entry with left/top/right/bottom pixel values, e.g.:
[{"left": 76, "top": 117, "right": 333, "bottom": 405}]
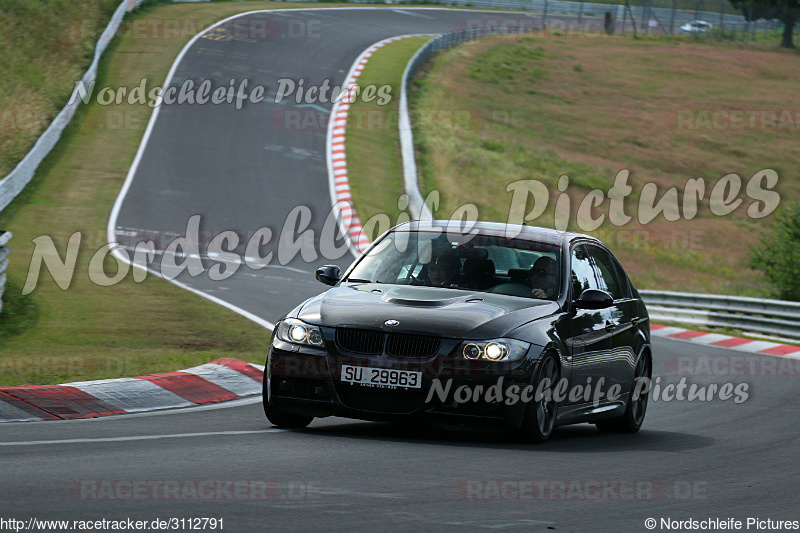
[
  {"left": 344, "top": 33, "right": 799, "bottom": 298},
  {"left": 0, "top": 0, "right": 122, "bottom": 178},
  {"left": 345, "top": 36, "right": 434, "bottom": 239},
  {"left": 405, "top": 34, "right": 800, "bottom": 298}
]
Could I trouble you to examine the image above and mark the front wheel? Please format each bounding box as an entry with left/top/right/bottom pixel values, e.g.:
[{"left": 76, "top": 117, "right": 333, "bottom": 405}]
[
  {"left": 263, "top": 379, "right": 313, "bottom": 429},
  {"left": 515, "top": 353, "right": 560, "bottom": 443},
  {"left": 596, "top": 352, "right": 651, "bottom": 433}
]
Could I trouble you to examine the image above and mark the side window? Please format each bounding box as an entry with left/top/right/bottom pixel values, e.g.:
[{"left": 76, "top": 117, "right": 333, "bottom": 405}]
[
  {"left": 586, "top": 245, "right": 626, "bottom": 300},
  {"left": 610, "top": 255, "right": 633, "bottom": 299},
  {"left": 570, "top": 244, "right": 599, "bottom": 299}
]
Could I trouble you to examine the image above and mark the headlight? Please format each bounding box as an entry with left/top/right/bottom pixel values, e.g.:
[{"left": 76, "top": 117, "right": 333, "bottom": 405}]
[
  {"left": 275, "top": 318, "right": 325, "bottom": 348},
  {"left": 459, "top": 338, "right": 530, "bottom": 362}
]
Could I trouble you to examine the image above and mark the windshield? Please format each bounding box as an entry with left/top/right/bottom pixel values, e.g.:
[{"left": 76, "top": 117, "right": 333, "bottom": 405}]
[{"left": 345, "top": 230, "right": 562, "bottom": 300}]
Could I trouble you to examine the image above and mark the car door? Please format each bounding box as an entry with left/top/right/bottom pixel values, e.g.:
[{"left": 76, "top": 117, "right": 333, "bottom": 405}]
[
  {"left": 565, "top": 243, "right": 616, "bottom": 410},
  {"left": 584, "top": 244, "right": 637, "bottom": 396}
]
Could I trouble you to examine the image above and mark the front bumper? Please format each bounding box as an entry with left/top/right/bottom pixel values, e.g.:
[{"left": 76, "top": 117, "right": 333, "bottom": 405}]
[{"left": 266, "top": 338, "right": 542, "bottom": 428}]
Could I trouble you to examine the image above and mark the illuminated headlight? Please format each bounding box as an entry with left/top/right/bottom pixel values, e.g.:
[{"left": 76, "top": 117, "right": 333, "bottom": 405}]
[
  {"left": 459, "top": 338, "right": 529, "bottom": 362},
  {"left": 275, "top": 319, "right": 325, "bottom": 348}
]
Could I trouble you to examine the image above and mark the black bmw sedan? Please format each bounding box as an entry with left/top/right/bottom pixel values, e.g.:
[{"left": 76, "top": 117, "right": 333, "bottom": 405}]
[{"left": 264, "top": 221, "right": 652, "bottom": 442}]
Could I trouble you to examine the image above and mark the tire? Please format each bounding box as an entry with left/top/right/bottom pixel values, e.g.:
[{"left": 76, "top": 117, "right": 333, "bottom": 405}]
[
  {"left": 596, "top": 351, "right": 651, "bottom": 434},
  {"left": 262, "top": 378, "right": 313, "bottom": 429},
  {"left": 516, "top": 353, "right": 560, "bottom": 443}
]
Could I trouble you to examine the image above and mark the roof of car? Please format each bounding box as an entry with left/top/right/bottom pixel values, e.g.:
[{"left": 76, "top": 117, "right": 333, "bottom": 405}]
[{"left": 391, "top": 220, "right": 602, "bottom": 247}]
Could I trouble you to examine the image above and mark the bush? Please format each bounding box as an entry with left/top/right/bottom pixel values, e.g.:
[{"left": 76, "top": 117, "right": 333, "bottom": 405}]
[{"left": 750, "top": 203, "right": 800, "bottom": 301}]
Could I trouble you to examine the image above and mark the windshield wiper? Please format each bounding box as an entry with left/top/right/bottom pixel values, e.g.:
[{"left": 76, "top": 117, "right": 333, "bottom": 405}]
[{"left": 344, "top": 278, "right": 377, "bottom": 283}]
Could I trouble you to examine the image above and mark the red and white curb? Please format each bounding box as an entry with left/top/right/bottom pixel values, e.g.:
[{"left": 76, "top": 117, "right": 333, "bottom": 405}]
[
  {"left": 0, "top": 358, "right": 264, "bottom": 423},
  {"left": 651, "top": 324, "right": 800, "bottom": 359},
  {"left": 326, "top": 34, "right": 432, "bottom": 256}
]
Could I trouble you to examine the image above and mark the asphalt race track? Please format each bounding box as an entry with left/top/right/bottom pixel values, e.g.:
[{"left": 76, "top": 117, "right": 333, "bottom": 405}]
[
  {"left": 2, "top": 336, "right": 799, "bottom": 531},
  {"left": 2, "top": 9, "right": 798, "bottom": 532},
  {"left": 110, "top": 8, "right": 569, "bottom": 324}
]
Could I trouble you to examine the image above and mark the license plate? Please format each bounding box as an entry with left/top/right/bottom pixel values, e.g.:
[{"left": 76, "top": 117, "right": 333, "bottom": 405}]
[{"left": 340, "top": 365, "right": 422, "bottom": 389}]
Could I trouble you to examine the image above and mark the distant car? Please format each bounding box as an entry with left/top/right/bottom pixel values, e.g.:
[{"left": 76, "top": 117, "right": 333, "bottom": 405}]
[
  {"left": 264, "top": 221, "right": 652, "bottom": 442},
  {"left": 680, "top": 20, "right": 713, "bottom": 33}
]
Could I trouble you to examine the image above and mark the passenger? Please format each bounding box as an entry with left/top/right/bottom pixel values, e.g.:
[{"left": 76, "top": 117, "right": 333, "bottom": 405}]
[{"left": 528, "top": 256, "right": 558, "bottom": 299}]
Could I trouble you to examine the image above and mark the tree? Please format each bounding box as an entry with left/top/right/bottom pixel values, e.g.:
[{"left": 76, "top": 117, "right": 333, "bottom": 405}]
[
  {"left": 750, "top": 202, "right": 800, "bottom": 301},
  {"left": 729, "top": 0, "right": 800, "bottom": 48}
]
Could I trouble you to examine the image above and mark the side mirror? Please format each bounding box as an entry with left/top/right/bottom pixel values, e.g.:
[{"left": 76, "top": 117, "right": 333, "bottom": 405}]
[
  {"left": 574, "top": 288, "right": 613, "bottom": 310},
  {"left": 316, "top": 265, "right": 341, "bottom": 286}
]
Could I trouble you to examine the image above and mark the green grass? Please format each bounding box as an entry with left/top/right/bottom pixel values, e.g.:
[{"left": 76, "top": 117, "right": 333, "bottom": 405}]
[
  {"left": 0, "top": 0, "right": 122, "bottom": 178},
  {"left": 409, "top": 37, "right": 625, "bottom": 226},
  {"left": 0, "top": 279, "right": 38, "bottom": 340},
  {"left": 345, "top": 36, "right": 434, "bottom": 239},
  {"left": 343, "top": 33, "right": 799, "bottom": 300},
  {"left": 407, "top": 34, "right": 799, "bottom": 297}
]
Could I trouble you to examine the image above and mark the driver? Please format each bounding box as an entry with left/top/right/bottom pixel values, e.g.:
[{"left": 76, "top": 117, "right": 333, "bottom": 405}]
[
  {"left": 528, "top": 256, "right": 558, "bottom": 299},
  {"left": 428, "top": 251, "right": 460, "bottom": 287}
]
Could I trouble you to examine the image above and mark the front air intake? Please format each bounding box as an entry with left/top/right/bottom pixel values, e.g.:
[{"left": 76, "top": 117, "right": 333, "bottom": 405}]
[
  {"left": 334, "top": 328, "right": 383, "bottom": 355},
  {"left": 386, "top": 333, "right": 441, "bottom": 357}
]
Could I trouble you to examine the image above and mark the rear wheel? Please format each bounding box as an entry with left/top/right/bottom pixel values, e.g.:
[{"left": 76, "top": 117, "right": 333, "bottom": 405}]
[
  {"left": 596, "top": 352, "right": 651, "bottom": 433},
  {"left": 516, "top": 353, "right": 560, "bottom": 443},
  {"left": 262, "top": 378, "right": 313, "bottom": 429}
]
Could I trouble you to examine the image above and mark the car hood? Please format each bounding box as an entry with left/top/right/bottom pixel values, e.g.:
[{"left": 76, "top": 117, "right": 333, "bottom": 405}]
[{"left": 294, "top": 283, "right": 559, "bottom": 339}]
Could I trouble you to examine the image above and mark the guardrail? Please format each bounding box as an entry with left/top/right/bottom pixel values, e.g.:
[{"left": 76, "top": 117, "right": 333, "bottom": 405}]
[
  {"left": 0, "top": 231, "right": 11, "bottom": 314},
  {"left": 0, "top": 0, "right": 143, "bottom": 309},
  {"left": 641, "top": 290, "right": 800, "bottom": 341}
]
